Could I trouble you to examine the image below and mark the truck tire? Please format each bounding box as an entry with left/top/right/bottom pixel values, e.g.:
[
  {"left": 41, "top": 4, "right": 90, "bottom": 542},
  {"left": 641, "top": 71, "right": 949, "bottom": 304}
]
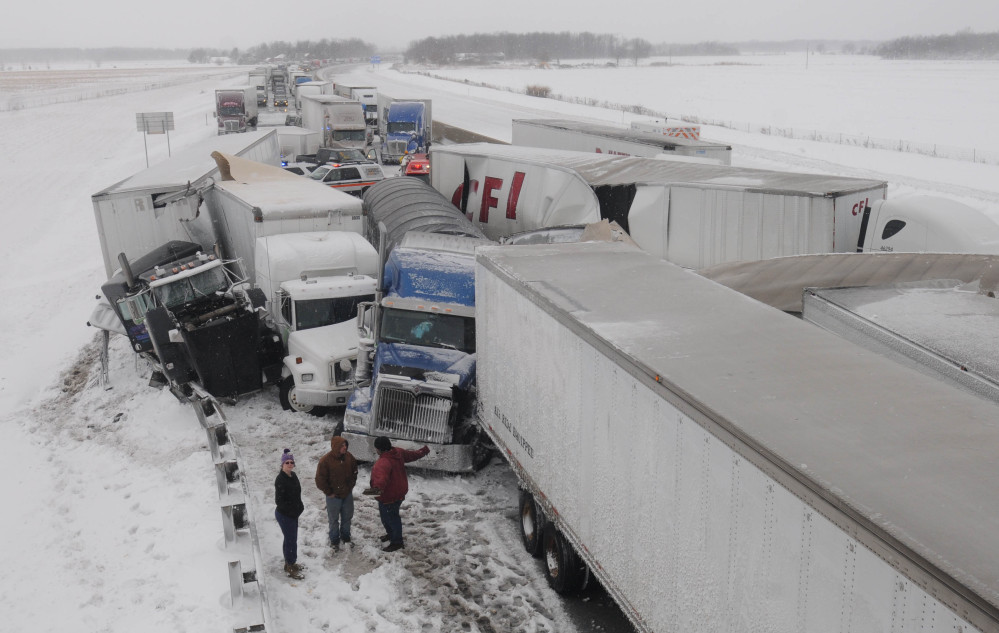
[
  {"left": 519, "top": 491, "right": 543, "bottom": 558},
  {"left": 542, "top": 523, "right": 585, "bottom": 594},
  {"left": 279, "top": 376, "right": 328, "bottom": 417}
]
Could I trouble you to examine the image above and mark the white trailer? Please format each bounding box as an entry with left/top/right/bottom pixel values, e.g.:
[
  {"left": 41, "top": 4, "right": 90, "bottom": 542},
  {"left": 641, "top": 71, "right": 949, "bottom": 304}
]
[
  {"left": 630, "top": 117, "right": 702, "bottom": 140},
  {"left": 432, "top": 144, "right": 886, "bottom": 269},
  {"left": 294, "top": 80, "right": 331, "bottom": 111},
  {"left": 512, "top": 118, "right": 731, "bottom": 165},
  {"left": 475, "top": 241, "right": 999, "bottom": 633},
  {"left": 203, "top": 153, "right": 363, "bottom": 281},
  {"left": 300, "top": 94, "right": 369, "bottom": 150},
  {"left": 275, "top": 126, "right": 321, "bottom": 164},
  {"left": 803, "top": 280, "right": 999, "bottom": 405},
  {"left": 91, "top": 129, "right": 280, "bottom": 278}
]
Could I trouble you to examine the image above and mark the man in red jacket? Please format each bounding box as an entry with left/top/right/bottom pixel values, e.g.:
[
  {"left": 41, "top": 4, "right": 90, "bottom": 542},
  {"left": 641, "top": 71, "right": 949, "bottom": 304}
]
[{"left": 363, "top": 436, "right": 430, "bottom": 552}]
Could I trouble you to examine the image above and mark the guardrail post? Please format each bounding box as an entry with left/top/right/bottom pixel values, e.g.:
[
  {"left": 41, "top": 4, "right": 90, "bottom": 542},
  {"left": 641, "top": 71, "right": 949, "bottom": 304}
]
[
  {"left": 215, "top": 460, "right": 239, "bottom": 498},
  {"left": 222, "top": 502, "right": 248, "bottom": 547}
]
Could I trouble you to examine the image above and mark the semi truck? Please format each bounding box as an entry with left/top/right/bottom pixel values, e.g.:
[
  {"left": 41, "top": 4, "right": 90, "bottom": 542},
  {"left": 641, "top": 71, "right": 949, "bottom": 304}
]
[
  {"left": 333, "top": 84, "right": 378, "bottom": 128},
  {"left": 102, "top": 245, "right": 269, "bottom": 399},
  {"left": 215, "top": 86, "right": 258, "bottom": 134},
  {"left": 342, "top": 177, "right": 491, "bottom": 471},
  {"left": 512, "top": 118, "right": 731, "bottom": 165},
  {"left": 432, "top": 144, "right": 999, "bottom": 270},
  {"left": 378, "top": 97, "right": 432, "bottom": 163},
  {"left": 475, "top": 240, "right": 999, "bottom": 633},
  {"left": 300, "top": 94, "right": 369, "bottom": 151}
]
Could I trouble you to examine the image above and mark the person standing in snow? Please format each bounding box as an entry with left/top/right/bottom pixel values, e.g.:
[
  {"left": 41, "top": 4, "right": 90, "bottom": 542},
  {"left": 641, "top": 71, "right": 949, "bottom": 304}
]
[
  {"left": 274, "top": 449, "right": 305, "bottom": 579},
  {"left": 314, "top": 436, "right": 358, "bottom": 552},
  {"left": 363, "top": 436, "right": 430, "bottom": 552}
]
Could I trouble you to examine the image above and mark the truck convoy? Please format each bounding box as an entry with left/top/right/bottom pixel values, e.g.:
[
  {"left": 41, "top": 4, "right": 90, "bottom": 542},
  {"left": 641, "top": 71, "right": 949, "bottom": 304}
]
[
  {"left": 475, "top": 240, "right": 999, "bottom": 633},
  {"left": 215, "top": 87, "right": 258, "bottom": 134},
  {"left": 300, "top": 94, "right": 369, "bottom": 151},
  {"left": 272, "top": 75, "right": 288, "bottom": 108},
  {"left": 512, "top": 118, "right": 732, "bottom": 165},
  {"left": 377, "top": 96, "right": 432, "bottom": 163},
  {"left": 431, "top": 144, "right": 999, "bottom": 269},
  {"left": 342, "top": 178, "right": 491, "bottom": 471}
]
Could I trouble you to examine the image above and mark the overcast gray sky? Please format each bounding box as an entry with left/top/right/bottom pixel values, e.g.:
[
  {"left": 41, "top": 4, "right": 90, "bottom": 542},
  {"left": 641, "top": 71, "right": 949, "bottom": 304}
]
[{"left": 5, "top": 0, "right": 999, "bottom": 51}]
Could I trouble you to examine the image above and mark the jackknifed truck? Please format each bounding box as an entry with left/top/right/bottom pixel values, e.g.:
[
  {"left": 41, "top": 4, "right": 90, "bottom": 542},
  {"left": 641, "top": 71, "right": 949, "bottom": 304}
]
[{"left": 475, "top": 240, "right": 999, "bottom": 633}]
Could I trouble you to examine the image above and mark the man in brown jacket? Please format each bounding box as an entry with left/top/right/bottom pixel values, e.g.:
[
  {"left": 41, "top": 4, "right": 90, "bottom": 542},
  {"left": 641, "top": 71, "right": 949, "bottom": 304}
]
[{"left": 314, "top": 436, "right": 358, "bottom": 552}]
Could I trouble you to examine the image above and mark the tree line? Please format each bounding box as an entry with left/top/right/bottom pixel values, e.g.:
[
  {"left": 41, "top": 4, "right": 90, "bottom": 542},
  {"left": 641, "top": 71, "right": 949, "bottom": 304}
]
[
  {"left": 188, "top": 38, "right": 375, "bottom": 65},
  {"left": 875, "top": 30, "right": 999, "bottom": 59},
  {"left": 405, "top": 32, "right": 654, "bottom": 64}
]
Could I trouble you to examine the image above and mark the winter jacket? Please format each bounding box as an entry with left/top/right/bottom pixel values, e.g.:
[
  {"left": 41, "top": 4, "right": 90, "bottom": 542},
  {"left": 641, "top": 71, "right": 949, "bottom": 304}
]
[
  {"left": 274, "top": 470, "right": 304, "bottom": 519},
  {"left": 370, "top": 445, "right": 430, "bottom": 504},
  {"left": 315, "top": 436, "right": 359, "bottom": 499}
]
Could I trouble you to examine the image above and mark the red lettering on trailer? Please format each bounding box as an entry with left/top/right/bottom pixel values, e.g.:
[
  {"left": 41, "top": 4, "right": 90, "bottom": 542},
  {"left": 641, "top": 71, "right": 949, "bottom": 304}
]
[
  {"left": 480, "top": 177, "right": 503, "bottom": 223},
  {"left": 506, "top": 171, "right": 526, "bottom": 219},
  {"left": 451, "top": 183, "right": 464, "bottom": 208},
  {"left": 851, "top": 198, "right": 870, "bottom": 216}
]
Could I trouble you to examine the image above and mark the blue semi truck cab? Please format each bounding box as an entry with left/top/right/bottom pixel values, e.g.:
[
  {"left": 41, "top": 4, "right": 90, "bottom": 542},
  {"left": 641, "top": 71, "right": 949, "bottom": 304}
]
[
  {"left": 381, "top": 99, "right": 432, "bottom": 164},
  {"left": 342, "top": 232, "right": 489, "bottom": 472}
]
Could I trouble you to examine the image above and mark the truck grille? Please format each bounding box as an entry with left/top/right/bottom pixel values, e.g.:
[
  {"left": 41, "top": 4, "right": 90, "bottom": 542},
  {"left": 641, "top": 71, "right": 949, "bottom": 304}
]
[
  {"left": 387, "top": 140, "right": 406, "bottom": 155},
  {"left": 374, "top": 384, "right": 453, "bottom": 444},
  {"left": 223, "top": 120, "right": 240, "bottom": 132}
]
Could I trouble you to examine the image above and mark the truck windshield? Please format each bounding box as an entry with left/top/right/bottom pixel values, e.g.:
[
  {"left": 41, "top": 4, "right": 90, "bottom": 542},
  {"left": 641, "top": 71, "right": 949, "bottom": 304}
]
[
  {"left": 153, "top": 266, "right": 228, "bottom": 310},
  {"left": 296, "top": 294, "right": 375, "bottom": 331},
  {"left": 387, "top": 121, "right": 417, "bottom": 134},
  {"left": 332, "top": 130, "right": 367, "bottom": 142},
  {"left": 379, "top": 308, "right": 475, "bottom": 353},
  {"left": 219, "top": 104, "right": 243, "bottom": 116}
]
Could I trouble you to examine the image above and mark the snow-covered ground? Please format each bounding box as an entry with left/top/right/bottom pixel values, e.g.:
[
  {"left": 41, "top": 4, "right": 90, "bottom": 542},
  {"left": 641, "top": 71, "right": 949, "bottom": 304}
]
[{"left": 2, "top": 58, "right": 998, "bottom": 632}]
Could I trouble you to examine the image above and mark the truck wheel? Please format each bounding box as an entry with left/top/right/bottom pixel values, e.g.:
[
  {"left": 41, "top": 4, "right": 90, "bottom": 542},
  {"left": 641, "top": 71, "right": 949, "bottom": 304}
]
[
  {"left": 519, "top": 491, "right": 542, "bottom": 558},
  {"left": 542, "top": 523, "right": 584, "bottom": 594},
  {"left": 279, "top": 376, "right": 328, "bottom": 417}
]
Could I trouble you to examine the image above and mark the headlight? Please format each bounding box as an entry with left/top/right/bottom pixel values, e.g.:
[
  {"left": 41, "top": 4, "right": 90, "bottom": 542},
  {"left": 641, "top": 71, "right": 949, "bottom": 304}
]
[{"left": 301, "top": 373, "right": 314, "bottom": 382}]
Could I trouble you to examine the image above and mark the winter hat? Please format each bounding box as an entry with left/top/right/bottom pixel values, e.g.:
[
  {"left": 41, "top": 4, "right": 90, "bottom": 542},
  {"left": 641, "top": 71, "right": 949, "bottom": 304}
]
[
  {"left": 281, "top": 449, "right": 295, "bottom": 465},
  {"left": 373, "top": 436, "right": 392, "bottom": 452}
]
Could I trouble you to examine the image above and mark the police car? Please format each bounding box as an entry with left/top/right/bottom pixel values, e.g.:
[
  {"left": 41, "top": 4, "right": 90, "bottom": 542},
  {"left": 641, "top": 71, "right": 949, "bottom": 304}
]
[{"left": 307, "top": 159, "right": 385, "bottom": 197}]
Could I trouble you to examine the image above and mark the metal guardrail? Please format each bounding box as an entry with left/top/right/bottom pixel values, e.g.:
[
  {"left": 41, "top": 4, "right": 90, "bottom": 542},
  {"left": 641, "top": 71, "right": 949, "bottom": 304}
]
[{"left": 191, "top": 384, "right": 271, "bottom": 633}]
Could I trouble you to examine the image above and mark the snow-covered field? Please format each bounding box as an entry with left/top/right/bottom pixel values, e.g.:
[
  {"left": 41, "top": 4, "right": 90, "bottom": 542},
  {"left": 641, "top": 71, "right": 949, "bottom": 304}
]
[{"left": 2, "top": 57, "right": 999, "bottom": 632}]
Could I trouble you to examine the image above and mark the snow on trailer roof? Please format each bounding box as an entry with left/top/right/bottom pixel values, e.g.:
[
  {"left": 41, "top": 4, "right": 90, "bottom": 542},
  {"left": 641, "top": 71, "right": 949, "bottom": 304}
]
[
  {"left": 93, "top": 129, "right": 278, "bottom": 196},
  {"left": 514, "top": 118, "right": 728, "bottom": 150},
  {"left": 437, "top": 143, "right": 886, "bottom": 196},
  {"left": 211, "top": 152, "right": 361, "bottom": 218},
  {"left": 806, "top": 280, "right": 999, "bottom": 398},
  {"left": 477, "top": 241, "right": 999, "bottom": 625}
]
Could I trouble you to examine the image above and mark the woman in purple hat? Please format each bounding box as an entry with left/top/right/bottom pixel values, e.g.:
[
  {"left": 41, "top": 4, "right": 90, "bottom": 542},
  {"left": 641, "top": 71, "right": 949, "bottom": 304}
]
[{"left": 274, "top": 448, "right": 306, "bottom": 579}]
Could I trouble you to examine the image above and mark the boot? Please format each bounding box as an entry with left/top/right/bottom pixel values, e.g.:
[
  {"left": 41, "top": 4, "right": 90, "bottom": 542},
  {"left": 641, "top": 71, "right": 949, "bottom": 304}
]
[
  {"left": 379, "top": 534, "right": 391, "bottom": 542},
  {"left": 382, "top": 542, "right": 404, "bottom": 553},
  {"left": 284, "top": 563, "right": 304, "bottom": 580}
]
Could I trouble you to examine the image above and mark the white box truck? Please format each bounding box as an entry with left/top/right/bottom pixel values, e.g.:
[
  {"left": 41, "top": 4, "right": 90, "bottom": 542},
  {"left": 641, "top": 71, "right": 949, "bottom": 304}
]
[
  {"left": 476, "top": 240, "right": 999, "bottom": 633},
  {"left": 333, "top": 84, "right": 378, "bottom": 128},
  {"left": 204, "top": 153, "right": 377, "bottom": 413},
  {"left": 300, "top": 94, "right": 369, "bottom": 151},
  {"left": 512, "top": 118, "right": 731, "bottom": 165}
]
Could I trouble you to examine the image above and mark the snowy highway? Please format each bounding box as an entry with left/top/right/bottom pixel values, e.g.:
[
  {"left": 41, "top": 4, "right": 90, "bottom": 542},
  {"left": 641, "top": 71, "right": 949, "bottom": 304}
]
[{"left": 3, "top": 59, "right": 999, "bottom": 633}]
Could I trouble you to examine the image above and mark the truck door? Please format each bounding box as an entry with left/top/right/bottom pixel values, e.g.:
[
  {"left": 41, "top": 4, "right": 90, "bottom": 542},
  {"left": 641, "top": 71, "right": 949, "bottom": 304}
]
[{"left": 865, "top": 201, "right": 927, "bottom": 253}]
